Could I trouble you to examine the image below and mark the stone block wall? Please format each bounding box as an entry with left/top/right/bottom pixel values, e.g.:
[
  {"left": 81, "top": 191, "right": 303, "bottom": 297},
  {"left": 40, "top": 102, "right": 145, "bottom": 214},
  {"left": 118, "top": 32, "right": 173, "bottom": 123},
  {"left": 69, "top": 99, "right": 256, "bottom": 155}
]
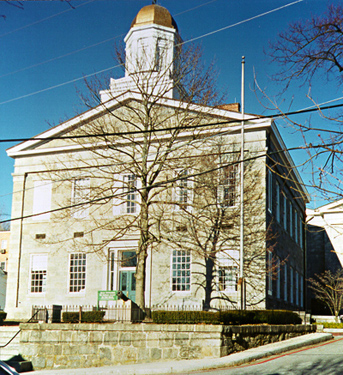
[{"left": 19, "top": 323, "right": 316, "bottom": 370}]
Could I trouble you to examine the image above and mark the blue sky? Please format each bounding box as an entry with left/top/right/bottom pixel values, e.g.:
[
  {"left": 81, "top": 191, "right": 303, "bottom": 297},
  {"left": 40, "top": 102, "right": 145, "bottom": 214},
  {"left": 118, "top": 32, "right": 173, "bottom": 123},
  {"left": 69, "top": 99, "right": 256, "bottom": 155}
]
[{"left": 0, "top": 0, "right": 341, "bottom": 220}]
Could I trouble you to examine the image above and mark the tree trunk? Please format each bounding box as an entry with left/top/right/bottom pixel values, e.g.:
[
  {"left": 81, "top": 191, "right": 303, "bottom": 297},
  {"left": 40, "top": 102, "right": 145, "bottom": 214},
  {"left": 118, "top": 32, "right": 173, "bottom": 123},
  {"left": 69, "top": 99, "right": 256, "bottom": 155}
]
[
  {"left": 203, "top": 256, "right": 215, "bottom": 311},
  {"left": 135, "top": 186, "right": 149, "bottom": 311}
]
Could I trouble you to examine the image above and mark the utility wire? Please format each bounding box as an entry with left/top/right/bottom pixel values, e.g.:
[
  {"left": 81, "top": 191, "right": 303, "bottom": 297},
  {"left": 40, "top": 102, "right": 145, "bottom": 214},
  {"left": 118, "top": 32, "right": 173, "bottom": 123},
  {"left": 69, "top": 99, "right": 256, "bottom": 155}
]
[
  {"left": 0, "top": 152, "right": 276, "bottom": 225},
  {"left": 0, "top": 1, "right": 216, "bottom": 79},
  {"left": 0, "top": 0, "right": 302, "bottom": 106},
  {"left": 181, "top": 0, "right": 303, "bottom": 45},
  {"left": 0, "top": 0, "right": 96, "bottom": 38},
  {"left": 2, "top": 101, "right": 343, "bottom": 144}
]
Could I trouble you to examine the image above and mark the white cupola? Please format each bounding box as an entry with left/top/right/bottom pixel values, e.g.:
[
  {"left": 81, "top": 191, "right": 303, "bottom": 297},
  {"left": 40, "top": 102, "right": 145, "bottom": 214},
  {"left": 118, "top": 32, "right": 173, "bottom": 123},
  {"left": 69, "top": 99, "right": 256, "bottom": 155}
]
[{"left": 100, "top": 4, "right": 181, "bottom": 102}]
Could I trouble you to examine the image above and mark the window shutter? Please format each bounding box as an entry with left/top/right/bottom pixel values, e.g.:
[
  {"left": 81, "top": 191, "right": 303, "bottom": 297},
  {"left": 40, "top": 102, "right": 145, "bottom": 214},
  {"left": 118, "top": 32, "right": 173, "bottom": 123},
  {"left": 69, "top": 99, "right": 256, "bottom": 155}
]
[
  {"left": 32, "top": 180, "right": 52, "bottom": 221},
  {"left": 113, "top": 176, "right": 123, "bottom": 216}
]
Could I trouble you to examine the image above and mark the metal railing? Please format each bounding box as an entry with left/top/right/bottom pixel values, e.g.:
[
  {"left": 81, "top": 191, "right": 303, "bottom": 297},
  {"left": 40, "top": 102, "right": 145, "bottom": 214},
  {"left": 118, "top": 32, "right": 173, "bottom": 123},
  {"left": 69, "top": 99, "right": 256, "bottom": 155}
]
[{"left": 31, "top": 304, "right": 145, "bottom": 323}]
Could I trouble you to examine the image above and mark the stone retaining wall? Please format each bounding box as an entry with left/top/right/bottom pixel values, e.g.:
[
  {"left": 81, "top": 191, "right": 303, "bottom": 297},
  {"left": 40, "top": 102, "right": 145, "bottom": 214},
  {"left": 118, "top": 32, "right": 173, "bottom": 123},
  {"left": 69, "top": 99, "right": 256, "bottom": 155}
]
[{"left": 19, "top": 323, "right": 316, "bottom": 370}]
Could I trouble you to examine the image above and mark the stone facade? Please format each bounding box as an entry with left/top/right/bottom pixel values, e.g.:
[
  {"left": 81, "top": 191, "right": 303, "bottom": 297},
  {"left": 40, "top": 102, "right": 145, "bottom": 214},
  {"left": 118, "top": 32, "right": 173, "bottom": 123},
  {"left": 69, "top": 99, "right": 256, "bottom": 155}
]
[
  {"left": 19, "top": 323, "right": 316, "bottom": 370},
  {"left": 5, "top": 3, "right": 309, "bottom": 320}
]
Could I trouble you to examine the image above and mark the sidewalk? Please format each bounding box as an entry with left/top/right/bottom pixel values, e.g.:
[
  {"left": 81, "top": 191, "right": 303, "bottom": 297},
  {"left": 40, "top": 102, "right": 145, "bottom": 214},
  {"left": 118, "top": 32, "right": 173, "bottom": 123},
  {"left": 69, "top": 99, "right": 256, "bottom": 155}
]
[{"left": 26, "top": 332, "right": 333, "bottom": 375}]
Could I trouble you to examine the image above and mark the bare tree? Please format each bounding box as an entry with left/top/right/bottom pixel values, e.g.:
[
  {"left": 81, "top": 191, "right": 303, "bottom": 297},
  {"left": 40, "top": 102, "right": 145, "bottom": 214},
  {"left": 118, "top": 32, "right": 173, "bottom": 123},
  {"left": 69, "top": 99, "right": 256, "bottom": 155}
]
[
  {"left": 42, "top": 39, "right": 223, "bottom": 310},
  {"left": 268, "top": 4, "right": 343, "bottom": 89},
  {"left": 308, "top": 269, "right": 343, "bottom": 322},
  {"left": 161, "top": 139, "right": 279, "bottom": 309},
  {"left": 257, "top": 3, "right": 343, "bottom": 202}
]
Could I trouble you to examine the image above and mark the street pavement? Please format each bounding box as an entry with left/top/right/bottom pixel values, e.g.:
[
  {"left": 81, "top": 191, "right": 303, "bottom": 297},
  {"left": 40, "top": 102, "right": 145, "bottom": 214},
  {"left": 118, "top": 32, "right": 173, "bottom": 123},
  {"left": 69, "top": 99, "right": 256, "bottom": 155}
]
[{"left": 26, "top": 332, "right": 333, "bottom": 375}]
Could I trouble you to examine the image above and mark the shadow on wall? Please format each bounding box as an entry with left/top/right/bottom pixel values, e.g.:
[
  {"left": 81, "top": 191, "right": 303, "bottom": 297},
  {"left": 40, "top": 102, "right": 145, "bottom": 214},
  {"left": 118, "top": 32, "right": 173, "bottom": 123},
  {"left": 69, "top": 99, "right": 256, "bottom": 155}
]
[{"left": 307, "top": 224, "right": 342, "bottom": 315}]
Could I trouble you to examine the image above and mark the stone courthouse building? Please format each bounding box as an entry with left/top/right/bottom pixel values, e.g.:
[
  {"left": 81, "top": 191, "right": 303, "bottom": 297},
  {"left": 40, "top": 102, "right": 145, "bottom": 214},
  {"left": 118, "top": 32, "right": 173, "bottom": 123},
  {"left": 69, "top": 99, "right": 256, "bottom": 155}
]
[{"left": 6, "top": 4, "right": 309, "bottom": 320}]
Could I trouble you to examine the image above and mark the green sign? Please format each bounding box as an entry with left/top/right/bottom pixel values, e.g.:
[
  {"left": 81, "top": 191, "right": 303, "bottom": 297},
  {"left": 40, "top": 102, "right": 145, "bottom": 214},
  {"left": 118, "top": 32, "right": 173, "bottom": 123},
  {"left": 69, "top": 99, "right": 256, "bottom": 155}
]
[{"left": 98, "top": 290, "right": 119, "bottom": 302}]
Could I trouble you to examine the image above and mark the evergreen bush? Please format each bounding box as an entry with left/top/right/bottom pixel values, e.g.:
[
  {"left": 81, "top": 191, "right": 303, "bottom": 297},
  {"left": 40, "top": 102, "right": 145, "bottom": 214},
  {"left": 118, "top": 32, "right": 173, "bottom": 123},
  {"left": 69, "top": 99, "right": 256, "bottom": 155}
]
[{"left": 151, "top": 309, "right": 302, "bottom": 325}]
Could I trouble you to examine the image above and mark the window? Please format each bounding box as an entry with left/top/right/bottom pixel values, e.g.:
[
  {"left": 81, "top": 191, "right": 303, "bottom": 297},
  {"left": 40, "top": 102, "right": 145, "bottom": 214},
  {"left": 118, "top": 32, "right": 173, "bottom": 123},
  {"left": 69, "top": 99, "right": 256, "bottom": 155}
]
[
  {"left": 267, "top": 251, "right": 272, "bottom": 296},
  {"left": 32, "top": 180, "right": 52, "bottom": 221},
  {"left": 1, "top": 240, "right": 7, "bottom": 250},
  {"left": 69, "top": 253, "right": 86, "bottom": 293},
  {"left": 218, "top": 266, "right": 238, "bottom": 292},
  {"left": 295, "top": 271, "right": 299, "bottom": 306},
  {"left": 289, "top": 201, "right": 293, "bottom": 238},
  {"left": 219, "top": 165, "right": 237, "bottom": 207},
  {"left": 30, "top": 255, "right": 47, "bottom": 293},
  {"left": 299, "top": 217, "right": 303, "bottom": 248},
  {"left": 267, "top": 170, "right": 272, "bottom": 213},
  {"left": 283, "top": 194, "right": 287, "bottom": 231},
  {"left": 0, "top": 262, "right": 6, "bottom": 271},
  {"left": 174, "top": 170, "right": 192, "bottom": 211},
  {"left": 123, "top": 174, "right": 138, "bottom": 214},
  {"left": 290, "top": 266, "right": 294, "bottom": 304},
  {"left": 276, "top": 257, "right": 281, "bottom": 299},
  {"left": 276, "top": 181, "right": 280, "bottom": 222},
  {"left": 300, "top": 274, "right": 304, "bottom": 308},
  {"left": 295, "top": 210, "right": 299, "bottom": 243},
  {"left": 72, "top": 178, "right": 90, "bottom": 219},
  {"left": 284, "top": 263, "right": 288, "bottom": 302},
  {"left": 121, "top": 251, "right": 137, "bottom": 267},
  {"left": 113, "top": 175, "right": 141, "bottom": 215},
  {"left": 171, "top": 250, "right": 191, "bottom": 291}
]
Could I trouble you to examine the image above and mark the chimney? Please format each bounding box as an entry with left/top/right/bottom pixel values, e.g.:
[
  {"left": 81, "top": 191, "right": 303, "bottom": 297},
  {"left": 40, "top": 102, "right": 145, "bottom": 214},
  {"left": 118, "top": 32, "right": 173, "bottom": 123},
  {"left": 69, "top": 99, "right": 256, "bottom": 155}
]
[{"left": 216, "top": 103, "right": 241, "bottom": 112}]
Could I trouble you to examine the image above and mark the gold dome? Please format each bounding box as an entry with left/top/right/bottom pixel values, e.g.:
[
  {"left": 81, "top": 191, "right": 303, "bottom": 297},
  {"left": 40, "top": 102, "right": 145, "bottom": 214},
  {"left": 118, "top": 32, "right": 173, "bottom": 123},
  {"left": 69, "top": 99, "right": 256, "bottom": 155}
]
[{"left": 131, "top": 4, "right": 178, "bottom": 31}]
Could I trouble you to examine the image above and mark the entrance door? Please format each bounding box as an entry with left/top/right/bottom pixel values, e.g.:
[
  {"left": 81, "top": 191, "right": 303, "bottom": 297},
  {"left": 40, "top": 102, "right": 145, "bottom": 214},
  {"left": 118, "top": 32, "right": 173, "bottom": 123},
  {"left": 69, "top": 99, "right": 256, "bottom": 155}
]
[{"left": 119, "top": 270, "right": 136, "bottom": 302}]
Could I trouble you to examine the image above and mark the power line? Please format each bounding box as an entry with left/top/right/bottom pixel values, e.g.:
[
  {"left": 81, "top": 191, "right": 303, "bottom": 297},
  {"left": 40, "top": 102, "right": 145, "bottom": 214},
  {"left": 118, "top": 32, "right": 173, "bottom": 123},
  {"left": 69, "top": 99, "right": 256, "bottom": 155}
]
[
  {"left": 0, "top": 141, "right": 323, "bottom": 226},
  {"left": 0, "top": 0, "right": 302, "bottom": 106},
  {"left": 0, "top": 1, "right": 216, "bottom": 79},
  {"left": 0, "top": 152, "right": 269, "bottom": 225},
  {"left": 0, "top": 0, "right": 96, "bottom": 38},
  {"left": 180, "top": 0, "right": 303, "bottom": 45},
  {"left": 2, "top": 101, "right": 343, "bottom": 144}
]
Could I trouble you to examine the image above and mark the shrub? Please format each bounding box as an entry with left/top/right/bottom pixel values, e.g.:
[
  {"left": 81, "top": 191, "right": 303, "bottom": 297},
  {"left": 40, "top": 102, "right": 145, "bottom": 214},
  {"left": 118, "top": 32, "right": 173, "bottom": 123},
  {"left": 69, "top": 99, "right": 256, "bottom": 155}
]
[
  {"left": 316, "top": 322, "right": 343, "bottom": 329},
  {"left": 151, "top": 310, "right": 302, "bottom": 325},
  {"left": 0, "top": 311, "right": 7, "bottom": 325},
  {"left": 62, "top": 311, "right": 105, "bottom": 323}
]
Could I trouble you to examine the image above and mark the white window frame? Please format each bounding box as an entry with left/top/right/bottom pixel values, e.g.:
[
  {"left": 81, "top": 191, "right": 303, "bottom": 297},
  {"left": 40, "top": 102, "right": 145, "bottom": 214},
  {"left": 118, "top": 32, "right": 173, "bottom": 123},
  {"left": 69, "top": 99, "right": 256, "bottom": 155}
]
[
  {"left": 171, "top": 249, "right": 191, "bottom": 292},
  {"left": 72, "top": 178, "right": 90, "bottom": 219},
  {"left": 216, "top": 250, "right": 239, "bottom": 293},
  {"left": 1, "top": 240, "right": 7, "bottom": 250},
  {"left": 113, "top": 174, "right": 141, "bottom": 215},
  {"left": 30, "top": 254, "right": 48, "bottom": 294},
  {"left": 123, "top": 174, "right": 138, "bottom": 214},
  {"left": 218, "top": 164, "right": 238, "bottom": 208},
  {"left": 174, "top": 169, "right": 193, "bottom": 212},
  {"left": 69, "top": 253, "right": 86, "bottom": 293},
  {"left": 267, "top": 169, "right": 272, "bottom": 213}
]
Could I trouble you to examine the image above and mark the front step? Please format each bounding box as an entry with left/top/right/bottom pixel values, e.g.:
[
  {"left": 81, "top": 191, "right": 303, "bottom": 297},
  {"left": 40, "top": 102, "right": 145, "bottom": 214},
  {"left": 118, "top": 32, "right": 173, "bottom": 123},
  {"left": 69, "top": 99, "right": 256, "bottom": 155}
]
[{"left": 0, "top": 326, "right": 20, "bottom": 361}]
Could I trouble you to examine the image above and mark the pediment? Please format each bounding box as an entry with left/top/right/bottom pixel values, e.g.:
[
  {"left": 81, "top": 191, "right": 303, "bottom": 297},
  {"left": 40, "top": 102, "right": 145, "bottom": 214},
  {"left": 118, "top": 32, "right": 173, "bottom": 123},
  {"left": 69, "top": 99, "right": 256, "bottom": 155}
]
[{"left": 7, "top": 91, "right": 266, "bottom": 158}]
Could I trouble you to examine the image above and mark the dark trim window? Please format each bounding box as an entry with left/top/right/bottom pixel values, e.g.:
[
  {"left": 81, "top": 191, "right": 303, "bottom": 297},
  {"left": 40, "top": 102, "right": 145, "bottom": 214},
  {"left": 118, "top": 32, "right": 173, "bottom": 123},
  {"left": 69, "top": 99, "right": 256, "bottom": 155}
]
[
  {"left": 69, "top": 253, "right": 86, "bottom": 293},
  {"left": 171, "top": 250, "right": 191, "bottom": 291}
]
